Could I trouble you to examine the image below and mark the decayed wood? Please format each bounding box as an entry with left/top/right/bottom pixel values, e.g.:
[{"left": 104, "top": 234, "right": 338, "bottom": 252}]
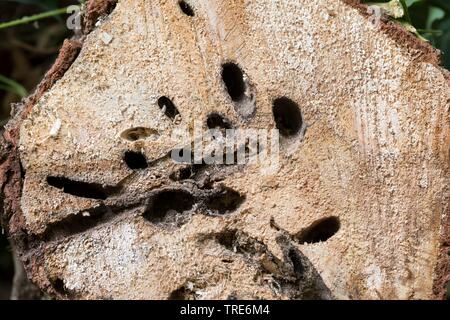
[{"left": 0, "top": 0, "right": 449, "bottom": 299}]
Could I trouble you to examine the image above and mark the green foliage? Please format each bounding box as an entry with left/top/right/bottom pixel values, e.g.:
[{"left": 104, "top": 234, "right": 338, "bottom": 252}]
[
  {"left": 0, "top": 7, "right": 70, "bottom": 30},
  {"left": 364, "top": 0, "right": 450, "bottom": 69},
  {"left": 0, "top": 75, "right": 27, "bottom": 98},
  {"left": 0, "top": 1, "right": 76, "bottom": 105},
  {"left": 408, "top": 0, "right": 450, "bottom": 68}
]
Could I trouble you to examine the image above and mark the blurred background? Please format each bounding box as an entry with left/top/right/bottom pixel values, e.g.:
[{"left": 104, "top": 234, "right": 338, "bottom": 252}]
[{"left": 0, "top": 0, "right": 449, "bottom": 299}]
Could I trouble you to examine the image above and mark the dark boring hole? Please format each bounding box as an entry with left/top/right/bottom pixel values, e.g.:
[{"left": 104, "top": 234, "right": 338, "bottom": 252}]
[
  {"left": 46, "top": 176, "right": 113, "bottom": 200},
  {"left": 206, "top": 187, "right": 245, "bottom": 215},
  {"left": 123, "top": 150, "right": 148, "bottom": 170},
  {"left": 222, "top": 63, "right": 246, "bottom": 102},
  {"left": 168, "top": 287, "right": 188, "bottom": 300},
  {"left": 288, "top": 248, "right": 304, "bottom": 277},
  {"left": 51, "top": 278, "right": 71, "bottom": 297},
  {"left": 143, "top": 190, "right": 195, "bottom": 225},
  {"left": 272, "top": 97, "right": 303, "bottom": 136},
  {"left": 169, "top": 163, "right": 205, "bottom": 181},
  {"left": 206, "top": 113, "right": 232, "bottom": 130},
  {"left": 178, "top": 0, "right": 194, "bottom": 17},
  {"left": 216, "top": 229, "right": 238, "bottom": 251},
  {"left": 52, "top": 278, "right": 65, "bottom": 293},
  {"left": 170, "top": 166, "right": 193, "bottom": 181},
  {"left": 158, "top": 96, "right": 180, "bottom": 120},
  {"left": 105, "top": 0, "right": 117, "bottom": 15},
  {"left": 43, "top": 205, "right": 110, "bottom": 242},
  {"left": 296, "top": 216, "right": 340, "bottom": 244},
  {"left": 20, "top": 161, "right": 26, "bottom": 178}
]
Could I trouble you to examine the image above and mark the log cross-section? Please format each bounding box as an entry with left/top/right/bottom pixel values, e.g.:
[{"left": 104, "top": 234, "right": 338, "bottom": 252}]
[{"left": 0, "top": 0, "right": 449, "bottom": 300}]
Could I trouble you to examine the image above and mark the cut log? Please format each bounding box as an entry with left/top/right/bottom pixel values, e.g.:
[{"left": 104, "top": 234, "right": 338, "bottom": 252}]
[{"left": 0, "top": 0, "right": 449, "bottom": 299}]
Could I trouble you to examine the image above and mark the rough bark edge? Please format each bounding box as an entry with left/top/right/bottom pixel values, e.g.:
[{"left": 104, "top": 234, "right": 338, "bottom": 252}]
[
  {"left": 0, "top": 38, "right": 83, "bottom": 297},
  {"left": 1, "top": 38, "right": 82, "bottom": 233},
  {"left": 342, "top": 0, "right": 441, "bottom": 65},
  {"left": 0, "top": 0, "right": 447, "bottom": 299},
  {"left": 0, "top": 0, "right": 118, "bottom": 298},
  {"left": 83, "top": 0, "right": 118, "bottom": 34}
]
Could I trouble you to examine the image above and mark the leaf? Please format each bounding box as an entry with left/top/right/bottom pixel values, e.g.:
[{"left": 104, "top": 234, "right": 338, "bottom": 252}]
[
  {"left": 427, "top": 6, "right": 445, "bottom": 29},
  {"left": 428, "top": 0, "right": 450, "bottom": 14},
  {"left": 408, "top": 1, "right": 431, "bottom": 29},
  {"left": 0, "top": 7, "right": 70, "bottom": 30},
  {"left": 434, "top": 18, "right": 450, "bottom": 69},
  {"left": 405, "top": 0, "right": 422, "bottom": 7},
  {"left": 0, "top": 75, "right": 28, "bottom": 98}
]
